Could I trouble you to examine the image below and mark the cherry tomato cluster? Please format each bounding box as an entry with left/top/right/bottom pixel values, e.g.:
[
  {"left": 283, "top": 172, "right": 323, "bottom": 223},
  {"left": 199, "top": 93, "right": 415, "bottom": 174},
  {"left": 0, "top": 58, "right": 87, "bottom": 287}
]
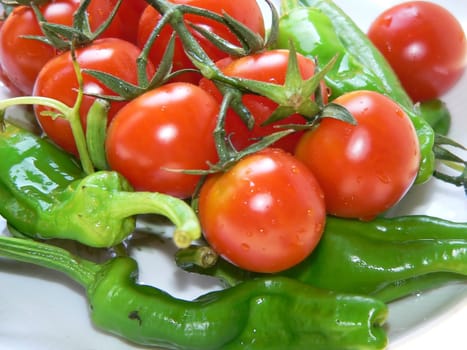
[{"left": 0, "top": 0, "right": 460, "bottom": 274}]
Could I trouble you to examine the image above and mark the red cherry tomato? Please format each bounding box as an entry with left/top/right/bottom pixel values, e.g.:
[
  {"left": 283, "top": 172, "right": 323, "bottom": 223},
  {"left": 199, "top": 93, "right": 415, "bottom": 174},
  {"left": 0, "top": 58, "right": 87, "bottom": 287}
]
[
  {"left": 117, "top": 0, "right": 149, "bottom": 43},
  {"left": 368, "top": 1, "right": 467, "bottom": 102},
  {"left": 33, "top": 38, "right": 155, "bottom": 156},
  {"left": 198, "top": 147, "right": 326, "bottom": 273},
  {"left": 0, "top": 0, "right": 128, "bottom": 95},
  {"left": 137, "top": 0, "right": 265, "bottom": 84},
  {"left": 105, "top": 82, "right": 220, "bottom": 199},
  {"left": 295, "top": 90, "right": 420, "bottom": 220},
  {"left": 199, "top": 50, "right": 324, "bottom": 154}
]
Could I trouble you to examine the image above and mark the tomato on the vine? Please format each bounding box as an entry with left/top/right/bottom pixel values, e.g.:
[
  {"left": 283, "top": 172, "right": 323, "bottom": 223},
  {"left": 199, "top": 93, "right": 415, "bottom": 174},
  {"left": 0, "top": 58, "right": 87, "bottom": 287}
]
[
  {"left": 117, "top": 0, "right": 149, "bottom": 43},
  {"left": 105, "top": 82, "right": 220, "bottom": 199},
  {"left": 198, "top": 147, "right": 326, "bottom": 273},
  {"left": 137, "top": 0, "right": 265, "bottom": 84},
  {"left": 199, "top": 50, "right": 324, "bottom": 154},
  {"left": 295, "top": 90, "right": 420, "bottom": 220},
  {"left": 0, "top": 0, "right": 132, "bottom": 95},
  {"left": 368, "top": 1, "right": 467, "bottom": 102},
  {"left": 33, "top": 37, "right": 155, "bottom": 156}
]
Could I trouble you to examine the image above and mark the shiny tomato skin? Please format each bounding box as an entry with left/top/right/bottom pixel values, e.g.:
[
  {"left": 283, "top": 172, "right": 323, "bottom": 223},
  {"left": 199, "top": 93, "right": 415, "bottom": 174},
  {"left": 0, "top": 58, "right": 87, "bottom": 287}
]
[
  {"left": 199, "top": 50, "right": 322, "bottom": 154},
  {"left": 33, "top": 38, "right": 155, "bottom": 156},
  {"left": 116, "top": 0, "right": 148, "bottom": 43},
  {"left": 198, "top": 148, "right": 326, "bottom": 273},
  {"left": 105, "top": 82, "right": 220, "bottom": 199},
  {"left": 0, "top": 0, "right": 127, "bottom": 95},
  {"left": 137, "top": 0, "right": 265, "bottom": 84},
  {"left": 295, "top": 90, "right": 420, "bottom": 220},
  {"left": 368, "top": 1, "right": 467, "bottom": 102}
]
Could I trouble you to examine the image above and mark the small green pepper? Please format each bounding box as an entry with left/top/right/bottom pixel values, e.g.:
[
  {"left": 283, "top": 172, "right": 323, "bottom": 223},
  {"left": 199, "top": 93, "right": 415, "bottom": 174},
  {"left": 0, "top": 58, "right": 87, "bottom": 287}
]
[
  {"left": 275, "top": 0, "right": 436, "bottom": 183},
  {"left": 0, "top": 235, "right": 388, "bottom": 350},
  {"left": 0, "top": 122, "right": 200, "bottom": 248},
  {"left": 181, "top": 215, "right": 467, "bottom": 303}
]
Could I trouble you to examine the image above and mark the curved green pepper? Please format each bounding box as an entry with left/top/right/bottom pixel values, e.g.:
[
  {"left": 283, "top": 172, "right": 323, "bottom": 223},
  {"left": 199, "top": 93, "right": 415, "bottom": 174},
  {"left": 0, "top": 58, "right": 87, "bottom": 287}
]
[
  {"left": 275, "top": 0, "right": 436, "bottom": 183},
  {"left": 0, "top": 236, "right": 388, "bottom": 350},
  {"left": 0, "top": 122, "right": 200, "bottom": 248},
  {"left": 181, "top": 215, "right": 467, "bottom": 303},
  {"left": 285, "top": 215, "right": 467, "bottom": 302}
]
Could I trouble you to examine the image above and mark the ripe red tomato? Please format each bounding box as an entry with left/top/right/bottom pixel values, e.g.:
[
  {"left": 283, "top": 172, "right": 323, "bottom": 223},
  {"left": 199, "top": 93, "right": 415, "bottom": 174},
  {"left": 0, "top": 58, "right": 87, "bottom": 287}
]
[
  {"left": 137, "top": 0, "right": 265, "bottom": 84},
  {"left": 368, "top": 1, "right": 467, "bottom": 102},
  {"left": 198, "top": 147, "right": 326, "bottom": 273},
  {"left": 33, "top": 38, "right": 155, "bottom": 156},
  {"left": 0, "top": 0, "right": 131, "bottom": 95},
  {"left": 199, "top": 50, "right": 323, "bottom": 154},
  {"left": 105, "top": 82, "right": 220, "bottom": 199},
  {"left": 295, "top": 90, "right": 420, "bottom": 220},
  {"left": 117, "top": 0, "right": 148, "bottom": 43}
]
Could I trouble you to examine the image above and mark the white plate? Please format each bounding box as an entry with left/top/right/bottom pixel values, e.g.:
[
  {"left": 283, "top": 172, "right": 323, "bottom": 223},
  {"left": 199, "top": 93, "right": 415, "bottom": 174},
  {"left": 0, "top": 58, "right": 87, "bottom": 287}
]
[{"left": 1, "top": 0, "right": 467, "bottom": 349}]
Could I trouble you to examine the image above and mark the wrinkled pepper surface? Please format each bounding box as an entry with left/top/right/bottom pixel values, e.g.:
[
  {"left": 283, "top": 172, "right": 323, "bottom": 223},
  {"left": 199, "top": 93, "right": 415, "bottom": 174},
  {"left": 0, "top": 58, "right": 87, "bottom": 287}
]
[
  {"left": 0, "top": 122, "right": 200, "bottom": 248},
  {"left": 0, "top": 236, "right": 388, "bottom": 350},
  {"left": 182, "top": 215, "right": 467, "bottom": 303},
  {"left": 275, "top": 0, "right": 436, "bottom": 183}
]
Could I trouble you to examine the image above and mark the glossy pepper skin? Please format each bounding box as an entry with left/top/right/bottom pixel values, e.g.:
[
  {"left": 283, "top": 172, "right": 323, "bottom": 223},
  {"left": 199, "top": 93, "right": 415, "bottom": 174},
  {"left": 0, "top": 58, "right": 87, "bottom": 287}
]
[
  {"left": 0, "top": 122, "right": 201, "bottom": 248},
  {"left": 0, "top": 236, "right": 388, "bottom": 350},
  {"left": 285, "top": 215, "right": 467, "bottom": 302},
  {"left": 187, "top": 215, "right": 467, "bottom": 303},
  {"left": 275, "top": 0, "right": 436, "bottom": 184}
]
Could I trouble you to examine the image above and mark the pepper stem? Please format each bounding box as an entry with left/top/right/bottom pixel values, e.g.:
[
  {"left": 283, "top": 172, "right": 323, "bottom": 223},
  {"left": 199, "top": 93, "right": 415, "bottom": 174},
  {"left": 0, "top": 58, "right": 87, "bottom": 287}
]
[
  {"left": 175, "top": 245, "right": 219, "bottom": 269},
  {"left": 0, "top": 236, "right": 99, "bottom": 288},
  {"left": 105, "top": 191, "right": 201, "bottom": 248}
]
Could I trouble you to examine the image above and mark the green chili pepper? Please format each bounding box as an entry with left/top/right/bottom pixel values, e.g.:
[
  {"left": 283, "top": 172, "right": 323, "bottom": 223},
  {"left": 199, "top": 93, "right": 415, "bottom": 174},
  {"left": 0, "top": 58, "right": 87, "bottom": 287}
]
[
  {"left": 285, "top": 215, "right": 467, "bottom": 302},
  {"left": 275, "top": 0, "right": 436, "bottom": 183},
  {"left": 180, "top": 215, "right": 467, "bottom": 303},
  {"left": 0, "top": 122, "right": 200, "bottom": 248},
  {"left": 0, "top": 235, "right": 388, "bottom": 349}
]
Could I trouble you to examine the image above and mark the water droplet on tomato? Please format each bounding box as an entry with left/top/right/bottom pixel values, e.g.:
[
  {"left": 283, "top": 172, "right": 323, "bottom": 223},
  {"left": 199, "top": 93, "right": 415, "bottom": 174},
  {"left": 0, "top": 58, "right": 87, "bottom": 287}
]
[
  {"left": 382, "top": 15, "right": 393, "bottom": 27},
  {"left": 241, "top": 243, "right": 250, "bottom": 251},
  {"left": 315, "top": 222, "right": 324, "bottom": 233},
  {"left": 295, "top": 233, "right": 305, "bottom": 246},
  {"left": 377, "top": 173, "right": 391, "bottom": 184}
]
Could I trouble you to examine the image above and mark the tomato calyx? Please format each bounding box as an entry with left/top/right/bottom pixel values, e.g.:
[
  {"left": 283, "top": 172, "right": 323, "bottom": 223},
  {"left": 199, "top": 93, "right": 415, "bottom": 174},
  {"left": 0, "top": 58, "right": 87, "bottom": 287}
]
[
  {"left": 168, "top": 48, "right": 355, "bottom": 177},
  {"left": 433, "top": 134, "right": 467, "bottom": 194},
  {"left": 213, "top": 87, "right": 294, "bottom": 170},
  {"left": 81, "top": 0, "right": 275, "bottom": 103},
  {"left": 20, "top": 0, "right": 123, "bottom": 51},
  {"left": 174, "top": 84, "right": 293, "bottom": 179},
  {"left": 77, "top": 1, "right": 351, "bottom": 136},
  {"left": 83, "top": 34, "right": 177, "bottom": 102},
  {"left": 202, "top": 44, "right": 356, "bottom": 131},
  {"left": 146, "top": 0, "right": 275, "bottom": 59}
]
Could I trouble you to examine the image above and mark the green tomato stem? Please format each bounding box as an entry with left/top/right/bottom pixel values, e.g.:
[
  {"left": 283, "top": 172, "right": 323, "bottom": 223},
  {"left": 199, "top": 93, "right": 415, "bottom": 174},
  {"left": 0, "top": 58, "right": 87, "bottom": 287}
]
[
  {"left": 0, "top": 53, "right": 95, "bottom": 175},
  {"left": 68, "top": 52, "right": 94, "bottom": 175}
]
